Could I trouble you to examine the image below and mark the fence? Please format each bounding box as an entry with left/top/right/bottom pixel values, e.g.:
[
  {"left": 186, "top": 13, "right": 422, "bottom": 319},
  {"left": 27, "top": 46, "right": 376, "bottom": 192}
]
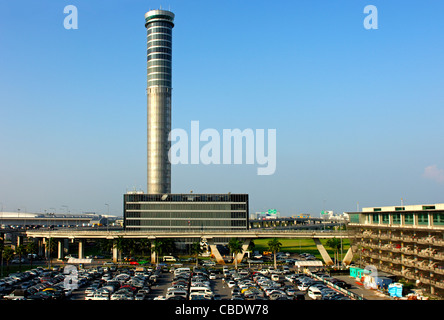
[{"left": 308, "top": 271, "right": 365, "bottom": 300}]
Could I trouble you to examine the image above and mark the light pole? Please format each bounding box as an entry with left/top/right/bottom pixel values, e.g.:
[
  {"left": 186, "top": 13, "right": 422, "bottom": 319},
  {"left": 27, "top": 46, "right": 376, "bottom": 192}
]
[{"left": 105, "top": 204, "right": 109, "bottom": 231}]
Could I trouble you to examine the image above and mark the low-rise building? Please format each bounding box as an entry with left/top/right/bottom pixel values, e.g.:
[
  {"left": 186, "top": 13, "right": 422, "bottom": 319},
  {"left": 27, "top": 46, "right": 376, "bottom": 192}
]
[{"left": 346, "top": 203, "right": 444, "bottom": 297}]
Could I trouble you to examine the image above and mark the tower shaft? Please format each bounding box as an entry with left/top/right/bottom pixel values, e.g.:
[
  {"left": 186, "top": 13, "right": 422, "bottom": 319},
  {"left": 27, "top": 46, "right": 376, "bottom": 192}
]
[{"left": 145, "top": 9, "right": 174, "bottom": 194}]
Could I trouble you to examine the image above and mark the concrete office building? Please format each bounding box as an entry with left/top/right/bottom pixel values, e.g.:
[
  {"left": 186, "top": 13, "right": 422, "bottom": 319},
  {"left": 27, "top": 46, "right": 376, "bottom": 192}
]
[
  {"left": 346, "top": 203, "right": 444, "bottom": 297},
  {"left": 124, "top": 193, "right": 249, "bottom": 231},
  {"left": 145, "top": 9, "right": 174, "bottom": 194}
]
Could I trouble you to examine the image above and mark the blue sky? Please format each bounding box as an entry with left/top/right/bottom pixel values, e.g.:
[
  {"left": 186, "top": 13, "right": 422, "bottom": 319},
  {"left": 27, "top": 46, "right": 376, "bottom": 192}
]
[{"left": 1, "top": 0, "right": 443, "bottom": 217}]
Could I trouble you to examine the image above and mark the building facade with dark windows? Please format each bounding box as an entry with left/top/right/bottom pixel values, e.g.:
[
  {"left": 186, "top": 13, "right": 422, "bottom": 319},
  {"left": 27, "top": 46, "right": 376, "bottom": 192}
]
[
  {"left": 346, "top": 203, "right": 444, "bottom": 298},
  {"left": 145, "top": 9, "right": 174, "bottom": 194},
  {"left": 124, "top": 193, "right": 249, "bottom": 231}
]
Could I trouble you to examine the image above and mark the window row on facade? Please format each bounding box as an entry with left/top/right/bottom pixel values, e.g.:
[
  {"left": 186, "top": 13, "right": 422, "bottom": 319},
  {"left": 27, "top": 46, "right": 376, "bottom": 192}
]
[
  {"left": 125, "top": 194, "right": 248, "bottom": 203},
  {"left": 125, "top": 219, "right": 247, "bottom": 227},
  {"left": 125, "top": 211, "right": 247, "bottom": 219},
  {"left": 147, "top": 47, "right": 172, "bottom": 55},
  {"left": 148, "top": 59, "right": 171, "bottom": 68},
  {"left": 349, "top": 212, "right": 444, "bottom": 226},
  {"left": 147, "top": 40, "right": 172, "bottom": 48},
  {"left": 147, "top": 33, "right": 172, "bottom": 42},
  {"left": 147, "top": 21, "right": 173, "bottom": 28},
  {"left": 147, "top": 27, "right": 172, "bottom": 36},
  {"left": 148, "top": 74, "right": 171, "bottom": 82},
  {"left": 126, "top": 203, "right": 246, "bottom": 211},
  {"left": 147, "top": 54, "right": 171, "bottom": 62},
  {"left": 147, "top": 80, "right": 172, "bottom": 87}
]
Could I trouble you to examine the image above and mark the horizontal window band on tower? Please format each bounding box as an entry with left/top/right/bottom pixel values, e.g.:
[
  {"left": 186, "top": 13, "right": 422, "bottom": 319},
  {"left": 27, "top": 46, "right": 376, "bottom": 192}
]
[
  {"left": 146, "top": 21, "right": 174, "bottom": 28},
  {"left": 147, "top": 40, "right": 172, "bottom": 47},
  {"left": 145, "top": 15, "right": 174, "bottom": 23},
  {"left": 148, "top": 34, "right": 171, "bottom": 42},
  {"left": 148, "top": 68, "right": 171, "bottom": 75},
  {"left": 148, "top": 60, "right": 171, "bottom": 68},
  {"left": 147, "top": 80, "right": 172, "bottom": 87},
  {"left": 147, "top": 47, "right": 172, "bottom": 55},
  {"left": 147, "top": 27, "right": 172, "bottom": 36},
  {"left": 147, "top": 54, "right": 171, "bottom": 61},
  {"left": 148, "top": 74, "right": 171, "bottom": 82}
]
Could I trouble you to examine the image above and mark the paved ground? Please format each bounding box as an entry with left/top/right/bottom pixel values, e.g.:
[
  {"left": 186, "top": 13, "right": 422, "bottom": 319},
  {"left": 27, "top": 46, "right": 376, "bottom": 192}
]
[{"left": 334, "top": 275, "right": 392, "bottom": 300}]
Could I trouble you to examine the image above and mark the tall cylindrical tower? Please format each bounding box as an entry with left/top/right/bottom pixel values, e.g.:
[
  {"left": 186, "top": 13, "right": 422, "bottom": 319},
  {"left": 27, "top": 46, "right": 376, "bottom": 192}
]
[{"left": 145, "top": 9, "right": 174, "bottom": 194}]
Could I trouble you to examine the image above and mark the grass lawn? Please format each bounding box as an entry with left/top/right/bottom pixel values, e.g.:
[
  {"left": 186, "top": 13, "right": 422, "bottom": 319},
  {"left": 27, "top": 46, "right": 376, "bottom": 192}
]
[{"left": 252, "top": 238, "right": 350, "bottom": 261}]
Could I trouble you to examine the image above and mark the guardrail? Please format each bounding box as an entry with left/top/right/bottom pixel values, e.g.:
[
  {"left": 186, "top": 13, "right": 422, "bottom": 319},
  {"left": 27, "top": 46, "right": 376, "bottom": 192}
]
[
  {"left": 26, "top": 228, "right": 352, "bottom": 238},
  {"left": 308, "top": 271, "right": 365, "bottom": 300}
]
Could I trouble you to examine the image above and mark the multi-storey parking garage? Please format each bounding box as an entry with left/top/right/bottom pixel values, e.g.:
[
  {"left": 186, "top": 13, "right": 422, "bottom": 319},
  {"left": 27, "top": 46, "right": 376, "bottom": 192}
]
[{"left": 346, "top": 203, "right": 444, "bottom": 297}]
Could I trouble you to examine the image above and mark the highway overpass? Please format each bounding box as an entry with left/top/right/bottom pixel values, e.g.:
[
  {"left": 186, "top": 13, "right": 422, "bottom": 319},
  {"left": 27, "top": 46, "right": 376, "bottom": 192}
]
[{"left": 24, "top": 228, "right": 353, "bottom": 266}]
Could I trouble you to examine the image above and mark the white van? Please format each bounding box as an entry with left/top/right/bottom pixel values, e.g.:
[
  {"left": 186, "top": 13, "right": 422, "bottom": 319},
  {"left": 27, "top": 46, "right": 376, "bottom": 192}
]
[
  {"left": 163, "top": 256, "right": 177, "bottom": 262},
  {"left": 189, "top": 286, "right": 213, "bottom": 297},
  {"left": 166, "top": 289, "right": 188, "bottom": 299},
  {"left": 174, "top": 267, "right": 190, "bottom": 276},
  {"left": 308, "top": 287, "right": 323, "bottom": 300}
]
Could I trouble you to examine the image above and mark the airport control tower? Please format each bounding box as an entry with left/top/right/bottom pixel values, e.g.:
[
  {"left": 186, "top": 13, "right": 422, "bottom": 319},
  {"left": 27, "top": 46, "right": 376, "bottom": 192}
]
[{"left": 144, "top": 9, "right": 174, "bottom": 194}]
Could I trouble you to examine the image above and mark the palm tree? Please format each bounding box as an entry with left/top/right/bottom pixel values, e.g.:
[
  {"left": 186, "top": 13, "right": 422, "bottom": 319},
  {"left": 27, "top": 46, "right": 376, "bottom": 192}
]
[
  {"left": 227, "top": 238, "right": 243, "bottom": 269},
  {"left": 152, "top": 239, "right": 165, "bottom": 265},
  {"left": 3, "top": 247, "right": 14, "bottom": 273},
  {"left": 26, "top": 242, "right": 37, "bottom": 268},
  {"left": 114, "top": 236, "right": 129, "bottom": 262},
  {"left": 268, "top": 238, "right": 282, "bottom": 269},
  {"left": 326, "top": 238, "right": 342, "bottom": 267},
  {"left": 15, "top": 244, "right": 26, "bottom": 272},
  {"left": 47, "top": 237, "right": 56, "bottom": 268},
  {"left": 137, "top": 239, "right": 150, "bottom": 258},
  {"left": 190, "top": 241, "right": 203, "bottom": 266}
]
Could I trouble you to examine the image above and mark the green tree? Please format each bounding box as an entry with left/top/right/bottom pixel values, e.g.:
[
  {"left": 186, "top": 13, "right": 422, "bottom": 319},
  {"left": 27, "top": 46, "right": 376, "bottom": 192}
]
[
  {"left": 326, "top": 238, "right": 342, "bottom": 267},
  {"left": 3, "top": 247, "right": 14, "bottom": 273},
  {"left": 227, "top": 238, "right": 243, "bottom": 269},
  {"left": 137, "top": 239, "right": 151, "bottom": 257},
  {"left": 26, "top": 242, "right": 37, "bottom": 267},
  {"left": 114, "top": 236, "right": 129, "bottom": 261},
  {"left": 190, "top": 241, "right": 204, "bottom": 266},
  {"left": 268, "top": 238, "right": 282, "bottom": 269},
  {"left": 152, "top": 239, "right": 165, "bottom": 265},
  {"left": 97, "top": 239, "right": 113, "bottom": 257},
  {"left": 15, "top": 244, "right": 26, "bottom": 272},
  {"left": 46, "top": 238, "right": 57, "bottom": 267}
]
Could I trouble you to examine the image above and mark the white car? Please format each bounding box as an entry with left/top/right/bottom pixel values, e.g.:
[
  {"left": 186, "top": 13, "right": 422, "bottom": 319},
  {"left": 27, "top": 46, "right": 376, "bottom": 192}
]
[
  {"left": 85, "top": 293, "right": 109, "bottom": 300},
  {"left": 227, "top": 280, "right": 237, "bottom": 288},
  {"left": 209, "top": 273, "right": 216, "bottom": 280},
  {"left": 298, "top": 283, "right": 310, "bottom": 291}
]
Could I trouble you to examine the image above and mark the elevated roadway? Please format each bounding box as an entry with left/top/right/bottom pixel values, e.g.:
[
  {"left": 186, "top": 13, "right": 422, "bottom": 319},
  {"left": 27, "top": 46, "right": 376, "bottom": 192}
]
[{"left": 25, "top": 228, "right": 353, "bottom": 266}]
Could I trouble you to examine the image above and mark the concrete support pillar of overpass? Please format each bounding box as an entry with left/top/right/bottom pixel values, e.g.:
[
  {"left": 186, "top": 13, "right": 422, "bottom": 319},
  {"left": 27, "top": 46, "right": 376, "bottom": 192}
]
[
  {"left": 78, "top": 240, "right": 85, "bottom": 259},
  {"left": 313, "top": 238, "right": 333, "bottom": 265},
  {"left": 57, "top": 240, "right": 63, "bottom": 260},
  {"left": 112, "top": 242, "right": 119, "bottom": 263},
  {"left": 38, "top": 239, "right": 44, "bottom": 257},
  {"left": 208, "top": 239, "right": 225, "bottom": 265},
  {"left": 16, "top": 235, "right": 24, "bottom": 248},
  {"left": 342, "top": 246, "right": 356, "bottom": 266},
  {"left": 235, "top": 239, "right": 251, "bottom": 264},
  {"left": 43, "top": 238, "right": 49, "bottom": 259},
  {"left": 151, "top": 242, "right": 156, "bottom": 264},
  {"left": 64, "top": 239, "right": 69, "bottom": 256}
]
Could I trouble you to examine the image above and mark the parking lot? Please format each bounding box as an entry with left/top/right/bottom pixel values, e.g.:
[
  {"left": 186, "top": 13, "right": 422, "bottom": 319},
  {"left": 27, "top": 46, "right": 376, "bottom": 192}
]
[{"left": 0, "top": 251, "right": 370, "bottom": 301}]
